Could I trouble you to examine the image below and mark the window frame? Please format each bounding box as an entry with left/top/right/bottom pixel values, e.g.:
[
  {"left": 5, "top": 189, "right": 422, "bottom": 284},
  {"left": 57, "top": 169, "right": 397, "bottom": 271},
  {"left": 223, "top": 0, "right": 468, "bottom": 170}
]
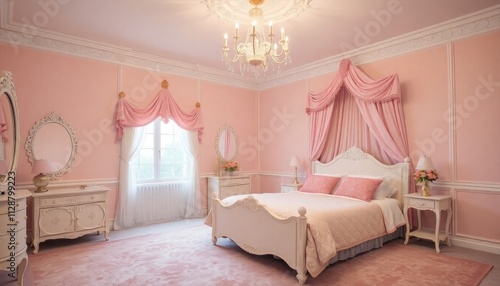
[{"left": 134, "top": 118, "right": 190, "bottom": 183}]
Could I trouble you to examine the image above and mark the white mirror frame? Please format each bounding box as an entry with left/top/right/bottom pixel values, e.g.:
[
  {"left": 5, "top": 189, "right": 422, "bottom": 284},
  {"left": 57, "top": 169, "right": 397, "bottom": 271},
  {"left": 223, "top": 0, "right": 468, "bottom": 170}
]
[
  {"left": 25, "top": 112, "right": 79, "bottom": 179},
  {"left": 214, "top": 124, "right": 238, "bottom": 163},
  {"left": 0, "top": 71, "right": 20, "bottom": 185}
]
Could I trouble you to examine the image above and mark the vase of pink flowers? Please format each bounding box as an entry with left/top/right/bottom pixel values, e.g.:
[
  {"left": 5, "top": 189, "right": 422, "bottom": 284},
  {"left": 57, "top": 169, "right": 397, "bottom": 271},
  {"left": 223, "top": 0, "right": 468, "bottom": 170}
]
[
  {"left": 414, "top": 169, "right": 438, "bottom": 197},
  {"left": 223, "top": 160, "right": 239, "bottom": 176}
]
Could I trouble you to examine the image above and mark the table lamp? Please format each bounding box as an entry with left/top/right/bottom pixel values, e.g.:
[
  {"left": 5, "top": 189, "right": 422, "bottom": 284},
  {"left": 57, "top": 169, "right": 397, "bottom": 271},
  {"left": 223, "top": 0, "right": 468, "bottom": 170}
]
[
  {"left": 290, "top": 155, "right": 300, "bottom": 185},
  {"left": 32, "top": 159, "right": 55, "bottom": 193}
]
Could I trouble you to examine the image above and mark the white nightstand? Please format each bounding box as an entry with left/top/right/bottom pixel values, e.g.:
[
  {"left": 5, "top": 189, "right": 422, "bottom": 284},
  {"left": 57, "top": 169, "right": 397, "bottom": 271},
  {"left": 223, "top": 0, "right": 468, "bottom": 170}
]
[
  {"left": 403, "top": 193, "right": 452, "bottom": 253},
  {"left": 281, "top": 183, "right": 303, "bottom": 193}
]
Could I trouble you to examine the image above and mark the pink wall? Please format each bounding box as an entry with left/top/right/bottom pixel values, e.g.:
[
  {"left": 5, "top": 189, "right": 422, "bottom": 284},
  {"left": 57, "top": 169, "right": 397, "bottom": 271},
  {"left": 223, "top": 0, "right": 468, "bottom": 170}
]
[
  {"left": 256, "top": 31, "right": 500, "bottom": 244},
  {"left": 1, "top": 29, "right": 498, "bottom": 245}
]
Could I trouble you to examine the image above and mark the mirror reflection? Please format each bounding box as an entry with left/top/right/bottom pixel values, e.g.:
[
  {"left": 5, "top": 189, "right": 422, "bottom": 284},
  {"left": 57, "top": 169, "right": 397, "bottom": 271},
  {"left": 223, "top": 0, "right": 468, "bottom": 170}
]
[
  {"left": 215, "top": 124, "right": 238, "bottom": 162},
  {"left": 25, "top": 112, "right": 78, "bottom": 179},
  {"left": 0, "top": 71, "right": 19, "bottom": 185}
]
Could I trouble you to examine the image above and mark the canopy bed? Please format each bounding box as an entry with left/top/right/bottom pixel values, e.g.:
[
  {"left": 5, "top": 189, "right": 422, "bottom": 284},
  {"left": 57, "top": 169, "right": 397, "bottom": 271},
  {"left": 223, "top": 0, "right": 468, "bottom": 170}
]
[
  {"left": 210, "top": 147, "right": 410, "bottom": 284},
  {"left": 208, "top": 59, "right": 414, "bottom": 284}
]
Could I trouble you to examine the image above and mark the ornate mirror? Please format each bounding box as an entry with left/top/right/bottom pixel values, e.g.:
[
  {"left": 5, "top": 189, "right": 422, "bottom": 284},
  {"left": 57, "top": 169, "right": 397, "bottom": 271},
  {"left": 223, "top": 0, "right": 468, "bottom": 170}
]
[
  {"left": 25, "top": 112, "right": 78, "bottom": 179},
  {"left": 0, "top": 71, "right": 20, "bottom": 187},
  {"left": 215, "top": 124, "right": 238, "bottom": 162}
]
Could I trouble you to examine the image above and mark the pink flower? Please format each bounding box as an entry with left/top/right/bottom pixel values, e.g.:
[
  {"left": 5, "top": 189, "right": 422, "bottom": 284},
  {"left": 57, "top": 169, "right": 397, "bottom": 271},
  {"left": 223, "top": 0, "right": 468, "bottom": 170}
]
[{"left": 223, "top": 160, "right": 239, "bottom": 172}]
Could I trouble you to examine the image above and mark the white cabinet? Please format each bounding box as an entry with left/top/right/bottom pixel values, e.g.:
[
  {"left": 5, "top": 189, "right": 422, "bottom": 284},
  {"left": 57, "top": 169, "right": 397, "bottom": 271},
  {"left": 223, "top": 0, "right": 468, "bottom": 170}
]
[
  {"left": 208, "top": 175, "right": 251, "bottom": 210},
  {"left": 0, "top": 189, "right": 31, "bottom": 286},
  {"left": 32, "top": 186, "right": 110, "bottom": 253},
  {"left": 281, "top": 183, "right": 303, "bottom": 193}
]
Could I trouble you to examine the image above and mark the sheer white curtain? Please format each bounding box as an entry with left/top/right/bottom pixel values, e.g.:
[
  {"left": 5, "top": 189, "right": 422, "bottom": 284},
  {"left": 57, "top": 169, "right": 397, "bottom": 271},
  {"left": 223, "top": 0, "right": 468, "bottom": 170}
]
[
  {"left": 113, "top": 122, "right": 202, "bottom": 230},
  {"left": 177, "top": 125, "right": 202, "bottom": 218},
  {"left": 113, "top": 126, "right": 145, "bottom": 230}
]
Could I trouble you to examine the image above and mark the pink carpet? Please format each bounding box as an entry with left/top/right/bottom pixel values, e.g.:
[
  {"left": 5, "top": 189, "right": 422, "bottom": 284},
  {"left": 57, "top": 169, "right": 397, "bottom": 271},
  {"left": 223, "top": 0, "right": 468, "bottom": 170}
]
[{"left": 29, "top": 225, "right": 492, "bottom": 286}]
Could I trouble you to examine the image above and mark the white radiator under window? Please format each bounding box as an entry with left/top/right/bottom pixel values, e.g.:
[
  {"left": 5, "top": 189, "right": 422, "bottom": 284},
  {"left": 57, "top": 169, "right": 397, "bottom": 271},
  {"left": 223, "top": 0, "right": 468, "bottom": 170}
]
[{"left": 135, "top": 182, "right": 188, "bottom": 225}]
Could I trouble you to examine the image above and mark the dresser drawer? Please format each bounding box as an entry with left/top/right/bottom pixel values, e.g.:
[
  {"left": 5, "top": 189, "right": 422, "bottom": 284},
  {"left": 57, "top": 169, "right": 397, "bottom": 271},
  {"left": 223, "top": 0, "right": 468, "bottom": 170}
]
[
  {"left": 0, "top": 197, "right": 27, "bottom": 214},
  {"left": 220, "top": 184, "right": 250, "bottom": 199},
  {"left": 219, "top": 177, "right": 250, "bottom": 187},
  {"left": 0, "top": 226, "right": 27, "bottom": 260},
  {"left": 409, "top": 198, "right": 435, "bottom": 209},
  {"left": 39, "top": 192, "right": 107, "bottom": 207},
  {"left": 0, "top": 207, "right": 27, "bottom": 233}
]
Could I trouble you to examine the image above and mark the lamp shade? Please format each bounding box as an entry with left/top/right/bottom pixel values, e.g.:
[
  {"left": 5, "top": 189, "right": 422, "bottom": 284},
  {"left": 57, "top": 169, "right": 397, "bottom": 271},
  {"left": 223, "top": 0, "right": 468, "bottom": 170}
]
[
  {"left": 290, "top": 155, "right": 300, "bottom": 167},
  {"left": 31, "top": 159, "right": 55, "bottom": 175},
  {"left": 416, "top": 156, "right": 435, "bottom": 170}
]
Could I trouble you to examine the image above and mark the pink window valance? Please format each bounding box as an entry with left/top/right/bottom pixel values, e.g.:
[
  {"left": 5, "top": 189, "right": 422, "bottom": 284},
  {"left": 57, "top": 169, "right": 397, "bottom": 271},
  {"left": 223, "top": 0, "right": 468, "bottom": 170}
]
[{"left": 115, "top": 81, "right": 204, "bottom": 142}]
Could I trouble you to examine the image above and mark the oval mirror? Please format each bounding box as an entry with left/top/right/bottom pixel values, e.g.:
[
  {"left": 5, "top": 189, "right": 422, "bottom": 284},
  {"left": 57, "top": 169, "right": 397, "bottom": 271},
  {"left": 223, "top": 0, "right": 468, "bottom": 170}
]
[
  {"left": 25, "top": 112, "right": 78, "bottom": 179},
  {"left": 215, "top": 124, "right": 238, "bottom": 162},
  {"left": 0, "top": 71, "right": 20, "bottom": 185}
]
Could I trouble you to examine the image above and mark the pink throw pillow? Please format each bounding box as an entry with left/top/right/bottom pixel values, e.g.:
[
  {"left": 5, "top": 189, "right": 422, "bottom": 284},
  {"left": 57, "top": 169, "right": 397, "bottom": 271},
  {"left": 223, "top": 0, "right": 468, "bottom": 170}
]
[
  {"left": 334, "top": 177, "right": 383, "bottom": 202},
  {"left": 299, "top": 175, "right": 341, "bottom": 194}
]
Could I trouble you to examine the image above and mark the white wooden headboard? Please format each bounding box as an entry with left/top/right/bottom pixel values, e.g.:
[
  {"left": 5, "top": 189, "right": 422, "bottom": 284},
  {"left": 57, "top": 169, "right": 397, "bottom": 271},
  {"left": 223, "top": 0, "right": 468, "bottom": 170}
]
[{"left": 311, "top": 146, "right": 411, "bottom": 206}]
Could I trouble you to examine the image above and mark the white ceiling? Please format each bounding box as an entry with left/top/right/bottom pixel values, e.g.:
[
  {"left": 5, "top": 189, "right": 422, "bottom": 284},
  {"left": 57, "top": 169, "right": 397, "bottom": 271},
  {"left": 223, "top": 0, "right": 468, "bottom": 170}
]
[{"left": 3, "top": 0, "right": 500, "bottom": 79}]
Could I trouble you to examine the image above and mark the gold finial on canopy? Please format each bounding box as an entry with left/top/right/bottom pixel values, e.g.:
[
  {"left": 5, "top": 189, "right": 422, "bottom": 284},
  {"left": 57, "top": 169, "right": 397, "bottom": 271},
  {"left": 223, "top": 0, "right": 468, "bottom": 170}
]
[
  {"left": 118, "top": 91, "right": 126, "bottom": 98},
  {"left": 161, "top": 80, "right": 169, "bottom": 89}
]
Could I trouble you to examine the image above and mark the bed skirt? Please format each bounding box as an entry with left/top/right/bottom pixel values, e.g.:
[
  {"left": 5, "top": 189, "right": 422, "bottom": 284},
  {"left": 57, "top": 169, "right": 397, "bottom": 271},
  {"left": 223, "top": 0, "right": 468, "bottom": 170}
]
[{"left": 329, "top": 226, "right": 404, "bottom": 264}]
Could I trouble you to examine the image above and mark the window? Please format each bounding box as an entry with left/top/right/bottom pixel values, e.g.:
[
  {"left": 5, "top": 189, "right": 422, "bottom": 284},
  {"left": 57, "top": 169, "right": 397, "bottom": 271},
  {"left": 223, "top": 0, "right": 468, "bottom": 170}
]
[{"left": 133, "top": 118, "right": 190, "bottom": 183}]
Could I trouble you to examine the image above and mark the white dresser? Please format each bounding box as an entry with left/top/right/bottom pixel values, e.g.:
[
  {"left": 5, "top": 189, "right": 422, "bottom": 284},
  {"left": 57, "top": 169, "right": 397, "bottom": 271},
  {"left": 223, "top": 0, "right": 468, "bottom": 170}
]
[
  {"left": 0, "top": 189, "right": 31, "bottom": 286},
  {"left": 32, "top": 186, "right": 110, "bottom": 253},
  {"left": 207, "top": 175, "right": 251, "bottom": 210}
]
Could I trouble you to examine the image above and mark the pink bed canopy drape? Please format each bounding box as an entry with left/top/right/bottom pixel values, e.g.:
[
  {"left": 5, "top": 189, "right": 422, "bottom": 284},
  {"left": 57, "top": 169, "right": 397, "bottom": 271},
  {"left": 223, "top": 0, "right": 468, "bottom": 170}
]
[
  {"left": 306, "top": 58, "right": 410, "bottom": 165},
  {"left": 114, "top": 80, "right": 204, "bottom": 141}
]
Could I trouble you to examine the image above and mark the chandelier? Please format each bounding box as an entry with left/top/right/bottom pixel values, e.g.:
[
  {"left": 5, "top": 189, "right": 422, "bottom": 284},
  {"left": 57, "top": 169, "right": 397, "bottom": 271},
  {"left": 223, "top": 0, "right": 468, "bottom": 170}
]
[{"left": 205, "top": 0, "right": 311, "bottom": 77}]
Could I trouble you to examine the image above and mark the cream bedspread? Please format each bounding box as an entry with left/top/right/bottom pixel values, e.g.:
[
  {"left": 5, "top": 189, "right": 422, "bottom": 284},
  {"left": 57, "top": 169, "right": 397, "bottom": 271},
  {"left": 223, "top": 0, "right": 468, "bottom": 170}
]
[{"left": 211, "top": 192, "right": 405, "bottom": 277}]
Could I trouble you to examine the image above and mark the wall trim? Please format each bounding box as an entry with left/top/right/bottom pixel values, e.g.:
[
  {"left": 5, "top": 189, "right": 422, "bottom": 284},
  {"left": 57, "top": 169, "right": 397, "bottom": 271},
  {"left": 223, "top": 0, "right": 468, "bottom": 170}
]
[
  {"left": 0, "top": 1, "right": 498, "bottom": 90},
  {"left": 434, "top": 181, "right": 500, "bottom": 193},
  {"left": 450, "top": 236, "right": 500, "bottom": 255}
]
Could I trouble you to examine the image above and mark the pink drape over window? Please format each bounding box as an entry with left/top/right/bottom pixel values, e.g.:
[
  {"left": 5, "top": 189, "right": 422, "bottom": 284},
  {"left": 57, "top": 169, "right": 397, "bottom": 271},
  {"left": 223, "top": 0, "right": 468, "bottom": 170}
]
[
  {"left": 115, "top": 87, "right": 203, "bottom": 142},
  {"left": 306, "top": 59, "right": 409, "bottom": 165}
]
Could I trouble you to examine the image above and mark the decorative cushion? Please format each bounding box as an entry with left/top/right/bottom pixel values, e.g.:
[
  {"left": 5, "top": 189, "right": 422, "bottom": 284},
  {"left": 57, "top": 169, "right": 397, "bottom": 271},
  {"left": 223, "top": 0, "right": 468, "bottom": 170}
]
[
  {"left": 347, "top": 175, "right": 398, "bottom": 199},
  {"left": 334, "top": 176, "right": 383, "bottom": 201},
  {"left": 299, "top": 175, "right": 342, "bottom": 194}
]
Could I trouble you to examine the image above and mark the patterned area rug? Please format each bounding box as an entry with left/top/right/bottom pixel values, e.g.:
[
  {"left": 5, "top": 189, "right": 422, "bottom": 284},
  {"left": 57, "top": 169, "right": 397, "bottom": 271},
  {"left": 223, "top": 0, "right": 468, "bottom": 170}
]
[{"left": 29, "top": 225, "right": 492, "bottom": 286}]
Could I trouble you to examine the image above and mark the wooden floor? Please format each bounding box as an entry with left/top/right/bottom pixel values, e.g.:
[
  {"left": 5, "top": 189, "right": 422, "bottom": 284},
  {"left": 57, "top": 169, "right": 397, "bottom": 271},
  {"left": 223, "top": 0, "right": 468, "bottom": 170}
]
[{"left": 2, "top": 218, "right": 499, "bottom": 285}]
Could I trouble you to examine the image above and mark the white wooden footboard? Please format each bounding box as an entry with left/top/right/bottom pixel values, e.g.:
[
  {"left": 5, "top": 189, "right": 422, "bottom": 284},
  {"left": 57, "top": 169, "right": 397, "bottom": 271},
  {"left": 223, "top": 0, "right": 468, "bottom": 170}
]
[{"left": 211, "top": 194, "right": 308, "bottom": 284}]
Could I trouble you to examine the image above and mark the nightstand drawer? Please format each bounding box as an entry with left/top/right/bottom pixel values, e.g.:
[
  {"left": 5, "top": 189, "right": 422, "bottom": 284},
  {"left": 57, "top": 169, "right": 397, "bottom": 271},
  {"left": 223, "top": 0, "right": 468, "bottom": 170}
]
[{"left": 409, "top": 198, "right": 435, "bottom": 209}]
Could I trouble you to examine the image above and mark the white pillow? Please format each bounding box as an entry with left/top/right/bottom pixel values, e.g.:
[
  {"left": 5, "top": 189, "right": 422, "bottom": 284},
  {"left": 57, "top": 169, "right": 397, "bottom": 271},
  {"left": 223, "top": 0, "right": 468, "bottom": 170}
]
[{"left": 347, "top": 175, "right": 398, "bottom": 199}]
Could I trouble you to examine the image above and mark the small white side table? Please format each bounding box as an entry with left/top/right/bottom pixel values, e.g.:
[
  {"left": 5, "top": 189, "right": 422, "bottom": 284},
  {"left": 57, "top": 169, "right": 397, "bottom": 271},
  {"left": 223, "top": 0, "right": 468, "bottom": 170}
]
[
  {"left": 403, "top": 193, "right": 452, "bottom": 253},
  {"left": 281, "top": 183, "right": 303, "bottom": 193}
]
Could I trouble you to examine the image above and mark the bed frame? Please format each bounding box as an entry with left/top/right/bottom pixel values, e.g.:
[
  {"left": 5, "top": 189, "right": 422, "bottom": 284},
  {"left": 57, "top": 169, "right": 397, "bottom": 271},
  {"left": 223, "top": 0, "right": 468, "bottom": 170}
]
[{"left": 211, "top": 147, "right": 410, "bottom": 284}]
